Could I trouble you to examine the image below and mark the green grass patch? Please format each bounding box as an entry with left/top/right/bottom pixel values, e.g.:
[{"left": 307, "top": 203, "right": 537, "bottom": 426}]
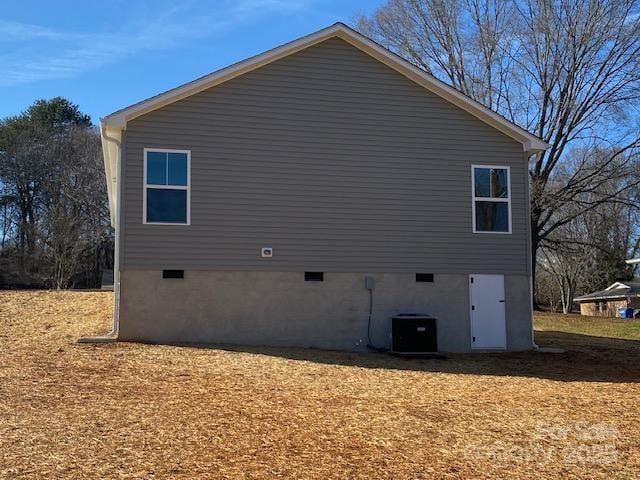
[{"left": 534, "top": 311, "right": 640, "bottom": 341}]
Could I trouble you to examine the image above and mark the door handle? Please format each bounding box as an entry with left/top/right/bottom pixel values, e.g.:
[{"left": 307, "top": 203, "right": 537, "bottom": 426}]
[{"left": 499, "top": 300, "right": 505, "bottom": 303}]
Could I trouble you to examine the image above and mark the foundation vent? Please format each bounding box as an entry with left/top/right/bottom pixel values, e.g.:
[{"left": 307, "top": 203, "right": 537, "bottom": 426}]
[
  {"left": 163, "top": 269, "right": 184, "bottom": 279},
  {"left": 416, "top": 273, "right": 434, "bottom": 283},
  {"left": 305, "top": 272, "right": 324, "bottom": 282}
]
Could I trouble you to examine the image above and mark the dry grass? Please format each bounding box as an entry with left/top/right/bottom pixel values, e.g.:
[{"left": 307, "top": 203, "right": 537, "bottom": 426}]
[
  {"left": 535, "top": 311, "right": 640, "bottom": 341},
  {"left": 1, "top": 291, "right": 639, "bottom": 479}
]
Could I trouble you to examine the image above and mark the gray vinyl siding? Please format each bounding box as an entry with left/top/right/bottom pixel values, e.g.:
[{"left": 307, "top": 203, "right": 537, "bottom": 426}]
[{"left": 121, "top": 37, "right": 529, "bottom": 274}]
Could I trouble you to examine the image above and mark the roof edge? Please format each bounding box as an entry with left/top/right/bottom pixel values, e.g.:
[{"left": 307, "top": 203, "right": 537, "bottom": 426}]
[
  {"left": 574, "top": 280, "right": 640, "bottom": 302},
  {"left": 574, "top": 293, "right": 639, "bottom": 302},
  {"left": 101, "top": 22, "right": 549, "bottom": 153},
  {"left": 102, "top": 23, "right": 347, "bottom": 128}
]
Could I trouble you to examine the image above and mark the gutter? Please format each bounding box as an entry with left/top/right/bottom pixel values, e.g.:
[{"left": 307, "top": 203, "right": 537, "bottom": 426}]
[
  {"left": 574, "top": 294, "right": 637, "bottom": 302},
  {"left": 79, "top": 126, "right": 122, "bottom": 343}
]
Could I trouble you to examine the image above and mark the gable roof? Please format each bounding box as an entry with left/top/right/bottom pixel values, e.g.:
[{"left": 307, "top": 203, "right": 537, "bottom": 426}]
[
  {"left": 102, "top": 22, "right": 548, "bottom": 150},
  {"left": 574, "top": 281, "right": 640, "bottom": 302},
  {"left": 100, "top": 22, "right": 549, "bottom": 224}
]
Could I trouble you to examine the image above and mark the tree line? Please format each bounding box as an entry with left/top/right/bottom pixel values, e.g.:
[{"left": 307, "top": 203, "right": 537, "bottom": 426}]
[{"left": 0, "top": 97, "right": 112, "bottom": 289}]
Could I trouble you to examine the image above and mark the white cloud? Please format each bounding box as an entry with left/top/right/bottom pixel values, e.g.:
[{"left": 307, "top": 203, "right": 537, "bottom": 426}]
[
  {"left": 0, "top": 20, "right": 75, "bottom": 41},
  {"left": 0, "top": 1, "right": 316, "bottom": 87},
  {"left": 234, "top": 0, "right": 312, "bottom": 14}
]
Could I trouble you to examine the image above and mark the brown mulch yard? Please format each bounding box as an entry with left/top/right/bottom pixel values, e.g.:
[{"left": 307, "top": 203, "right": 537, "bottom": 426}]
[{"left": 1, "top": 291, "right": 639, "bottom": 479}]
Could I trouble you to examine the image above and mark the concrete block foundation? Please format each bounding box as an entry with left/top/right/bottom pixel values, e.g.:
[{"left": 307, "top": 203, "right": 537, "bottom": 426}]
[{"left": 119, "top": 270, "right": 534, "bottom": 353}]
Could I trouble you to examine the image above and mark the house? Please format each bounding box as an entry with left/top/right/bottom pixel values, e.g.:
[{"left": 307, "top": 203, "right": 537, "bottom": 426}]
[
  {"left": 574, "top": 281, "right": 640, "bottom": 317},
  {"left": 98, "top": 23, "right": 549, "bottom": 352}
]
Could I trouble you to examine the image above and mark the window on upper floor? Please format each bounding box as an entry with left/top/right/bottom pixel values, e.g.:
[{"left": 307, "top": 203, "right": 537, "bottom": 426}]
[
  {"left": 143, "top": 149, "right": 190, "bottom": 225},
  {"left": 472, "top": 165, "right": 511, "bottom": 234}
]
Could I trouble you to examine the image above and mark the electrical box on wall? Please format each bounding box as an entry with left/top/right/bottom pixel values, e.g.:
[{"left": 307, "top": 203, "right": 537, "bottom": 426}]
[
  {"left": 261, "top": 247, "right": 273, "bottom": 258},
  {"left": 364, "top": 276, "right": 375, "bottom": 290}
]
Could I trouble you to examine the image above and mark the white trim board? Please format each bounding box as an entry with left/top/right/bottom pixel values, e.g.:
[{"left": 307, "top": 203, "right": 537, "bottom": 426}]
[
  {"left": 142, "top": 148, "right": 191, "bottom": 226},
  {"left": 471, "top": 165, "right": 512, "bottom": 235},
  {"left": 605, "top": 282, "right": 631, "bottom": 291}
]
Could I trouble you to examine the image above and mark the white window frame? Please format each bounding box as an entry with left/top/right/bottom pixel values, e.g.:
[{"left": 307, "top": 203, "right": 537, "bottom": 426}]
[
  {"left": 471, "top": 165, "right": 511, "bottom": 234},
  {"left": 143, "top": 148, "right": 191, "bottom": 225}
]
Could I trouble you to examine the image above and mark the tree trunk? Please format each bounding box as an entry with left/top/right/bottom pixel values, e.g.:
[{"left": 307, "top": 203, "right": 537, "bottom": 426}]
[{"left": 531, "top": 213, "right": 541, "bottom": 310}]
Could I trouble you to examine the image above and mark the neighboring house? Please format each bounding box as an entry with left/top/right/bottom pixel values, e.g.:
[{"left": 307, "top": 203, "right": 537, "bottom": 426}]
[
  {"left": 98, "top": 23, "right": 549, "bottom": 352},
  {"left": 574, "top": 281, "right": 640, "bottom": 317}
]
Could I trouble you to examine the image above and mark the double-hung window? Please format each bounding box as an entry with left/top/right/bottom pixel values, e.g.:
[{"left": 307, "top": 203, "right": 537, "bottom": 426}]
[
  {"left": 143, "top": 149, "right": 190, "bottom": 225},
  {"left": 472, "top": 165, "right": 511, "bottom": 233}
]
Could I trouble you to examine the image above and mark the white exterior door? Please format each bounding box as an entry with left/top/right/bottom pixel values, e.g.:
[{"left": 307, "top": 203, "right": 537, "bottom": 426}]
[{"left": 470, "top": 274, "right": 506, "bottom": 349}]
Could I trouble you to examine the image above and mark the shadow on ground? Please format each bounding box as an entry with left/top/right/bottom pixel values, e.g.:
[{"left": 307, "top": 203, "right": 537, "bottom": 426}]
[{"left": 175, "top": 330, "right": 640, "bottom": 383}]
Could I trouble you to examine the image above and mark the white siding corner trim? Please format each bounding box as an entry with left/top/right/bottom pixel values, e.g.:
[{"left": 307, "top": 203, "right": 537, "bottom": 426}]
[
  {"left": 471, "top": 164, "right": 512, "bottom": 235},
  {"left": 142, "top": 148, "right": 191, "bottom": 226}
]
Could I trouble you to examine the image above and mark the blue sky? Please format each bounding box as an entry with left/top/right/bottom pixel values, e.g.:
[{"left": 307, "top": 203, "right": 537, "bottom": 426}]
[{"left": 0, "top": 0, "right": 385, "bottom": 123}]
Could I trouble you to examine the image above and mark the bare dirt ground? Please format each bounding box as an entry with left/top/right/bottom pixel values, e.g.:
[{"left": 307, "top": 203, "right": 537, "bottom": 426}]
[{"left": 1, "top": 290, "right": 639, "bottom": 479}]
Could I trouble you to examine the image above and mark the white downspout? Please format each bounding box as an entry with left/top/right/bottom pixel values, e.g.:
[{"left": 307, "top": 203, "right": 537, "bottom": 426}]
[
  {"left": 79, "top": 129, "right": 121, "bottom": 343},
  {"left": 104, "top": 131, "right": 122, "bottom": 338}
]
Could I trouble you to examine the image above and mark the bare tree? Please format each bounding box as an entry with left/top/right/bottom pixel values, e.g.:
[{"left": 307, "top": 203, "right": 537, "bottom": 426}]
[
  {"left": 0, "top": 98, "right": 111, "bottom": 289},
  {"left": 42, "top": 126, "right": 107, "bottom": 288},
  {"left": 537, "top": 159, "right": 639, "bottom": 310},
  {"left": 358, "top": 0, "right": 640, "bottom": 297},
  {"left": 539, "top": 243, "right": 583, "bottom": 314},
  {"left": 535, "top": 268, "right": 562, "bottom": 312},
  {"left": 0, "top": 125, "right": 46, "bottom": 266},
  {"left": 0, "top": 185, "right": 14, "bottom": 251},
  {"left": 359, "top": 0, "right": 513, "bottom": 110}
]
